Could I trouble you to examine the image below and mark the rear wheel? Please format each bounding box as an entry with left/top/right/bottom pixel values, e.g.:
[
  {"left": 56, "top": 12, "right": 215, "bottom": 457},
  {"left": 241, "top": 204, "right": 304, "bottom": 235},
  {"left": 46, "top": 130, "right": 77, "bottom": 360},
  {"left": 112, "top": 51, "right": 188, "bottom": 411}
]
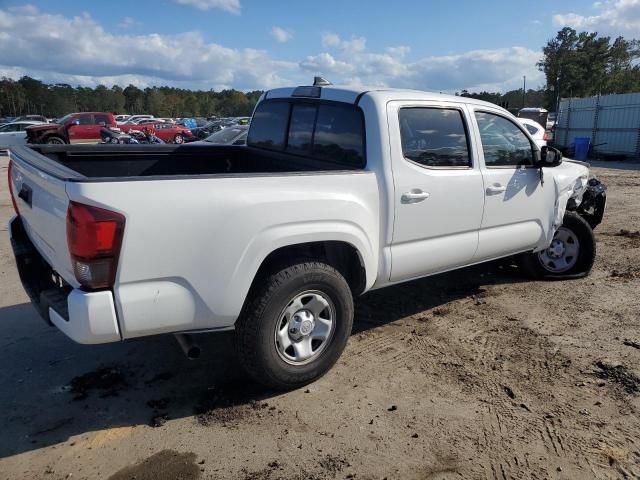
[
  {"left": 235, "top": 261, "right": 354, "bottom": 390},
  {"left": 519, "top": 211, "right": 595, "bottom": 279},
  {"left": 174, "top": 134, "right": 184, "bottom": 144},
  {"left": 45, "top": 136, "right": 65, "bottom": 145}
]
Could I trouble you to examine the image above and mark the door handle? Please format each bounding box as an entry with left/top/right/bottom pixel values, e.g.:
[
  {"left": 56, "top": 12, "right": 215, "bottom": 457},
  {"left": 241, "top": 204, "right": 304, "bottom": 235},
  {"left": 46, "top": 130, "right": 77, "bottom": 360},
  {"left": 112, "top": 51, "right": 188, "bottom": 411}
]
[
  {"left": 401, "top": 190, "right": 430, "bottom": 204},
  {"left": 486, "top": 185, "right": 506, "bottom": 195}
]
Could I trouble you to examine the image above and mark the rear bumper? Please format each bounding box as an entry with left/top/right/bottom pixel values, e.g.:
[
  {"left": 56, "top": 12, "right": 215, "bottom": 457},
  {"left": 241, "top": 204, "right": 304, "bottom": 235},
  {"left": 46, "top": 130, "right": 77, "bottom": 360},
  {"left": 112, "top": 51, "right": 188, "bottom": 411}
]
[{"left": 9, "top": 216, "right": 121, "bottom": 344}]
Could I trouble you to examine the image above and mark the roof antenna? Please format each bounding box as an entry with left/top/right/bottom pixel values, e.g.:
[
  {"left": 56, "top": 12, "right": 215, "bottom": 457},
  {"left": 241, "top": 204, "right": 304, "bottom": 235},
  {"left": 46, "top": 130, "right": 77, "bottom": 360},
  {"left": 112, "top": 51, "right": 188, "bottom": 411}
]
[{"left": 313, "top": 76, "right": 332, "bottom": 86}]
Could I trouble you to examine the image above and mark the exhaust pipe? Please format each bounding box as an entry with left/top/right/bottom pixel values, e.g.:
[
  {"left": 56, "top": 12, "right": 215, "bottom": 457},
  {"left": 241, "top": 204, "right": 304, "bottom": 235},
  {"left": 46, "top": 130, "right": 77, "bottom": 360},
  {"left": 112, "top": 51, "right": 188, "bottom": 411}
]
[{"left": 174, "top": 334, "right": 201, "bottom": 360}]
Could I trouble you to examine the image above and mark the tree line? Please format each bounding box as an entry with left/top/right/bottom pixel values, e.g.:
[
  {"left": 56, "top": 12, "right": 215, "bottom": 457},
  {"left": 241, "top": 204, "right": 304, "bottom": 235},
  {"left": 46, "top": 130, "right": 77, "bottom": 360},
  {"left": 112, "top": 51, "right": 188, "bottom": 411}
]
[
  {"left": 1, "top": 27, "right": 638, "bottom": 119},
  {"left": 0, "top": 77, "right": 263, "bottom": 118}
]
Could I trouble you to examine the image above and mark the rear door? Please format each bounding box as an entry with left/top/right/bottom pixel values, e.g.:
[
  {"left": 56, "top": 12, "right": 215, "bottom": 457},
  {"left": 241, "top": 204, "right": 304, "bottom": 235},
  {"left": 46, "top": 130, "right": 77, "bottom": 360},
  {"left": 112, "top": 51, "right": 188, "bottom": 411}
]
[
  {"left": 388, "top": 101, "right": 485, "bottom": 281},
  {"left": 469, "top": 108, "right": 556, "bottom": 261},
  {"left": 91, "top": 114, "right": 112, "bottom": 142}
]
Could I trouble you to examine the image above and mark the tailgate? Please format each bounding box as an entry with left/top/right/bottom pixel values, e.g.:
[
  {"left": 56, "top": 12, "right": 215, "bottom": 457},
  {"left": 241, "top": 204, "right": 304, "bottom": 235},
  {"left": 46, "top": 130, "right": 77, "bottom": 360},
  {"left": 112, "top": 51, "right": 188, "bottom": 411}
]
[{"left": 9, "top": 151, "right": 76, "bottom": 286}]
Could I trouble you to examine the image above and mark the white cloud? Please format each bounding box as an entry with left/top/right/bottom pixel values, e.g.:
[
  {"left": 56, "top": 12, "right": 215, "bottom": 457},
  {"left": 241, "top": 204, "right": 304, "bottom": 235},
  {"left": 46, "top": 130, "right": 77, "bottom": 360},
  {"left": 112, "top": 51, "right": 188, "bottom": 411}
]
[
  {"left": 271, "top": 26, "right": 293, "bottom": 43},
  {"left": 0, "top": 6, "right": 544, "bottom": 93},
  {"left": 301, "top": 42, "right": 542, "bottom": 93},
  {"left": 552, "top": 0, "right": 640, "bottom": 35},
  {"left": 0, "top": 6, "right": 294, "bottom": 90},
  {"left": 172, "top": 0, "right": 241, "bottom": 14},
  {"left": 386, "top": 46, "right": 411, "bottom": 57},
  {"left": 118, "top": 16, "right": 139, "bottom": 29},
  {"left": 321, "top": 32, "right": 366, "bottom": 53}
]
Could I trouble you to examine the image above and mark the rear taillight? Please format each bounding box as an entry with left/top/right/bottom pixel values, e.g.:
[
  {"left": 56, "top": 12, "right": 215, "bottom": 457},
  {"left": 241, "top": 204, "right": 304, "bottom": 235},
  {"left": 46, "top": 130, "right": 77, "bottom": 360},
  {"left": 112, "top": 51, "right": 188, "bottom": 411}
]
[
  {"left": 66, "top": 201, "right": 125, "bottom": 290},
  {"left": 8, "top": 160, "right": 19, "bottom": 215},
  {"left": 543, "top": 131, "right": 549, "bottom": 141}
]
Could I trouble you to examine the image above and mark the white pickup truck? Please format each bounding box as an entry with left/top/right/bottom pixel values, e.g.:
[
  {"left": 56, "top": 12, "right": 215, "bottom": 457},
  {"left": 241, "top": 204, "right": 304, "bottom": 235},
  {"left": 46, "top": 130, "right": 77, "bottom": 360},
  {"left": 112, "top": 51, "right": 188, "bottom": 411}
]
[{"left": 8, "top": 82, "right": 607, "bottom": 389}]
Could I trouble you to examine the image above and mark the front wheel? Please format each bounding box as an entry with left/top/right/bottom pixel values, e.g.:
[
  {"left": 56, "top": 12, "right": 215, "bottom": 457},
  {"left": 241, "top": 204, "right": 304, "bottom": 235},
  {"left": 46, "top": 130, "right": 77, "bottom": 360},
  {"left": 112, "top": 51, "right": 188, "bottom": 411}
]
[
  {"left": 235, "top": 261, "right": 354, "bottom": 390},
  {"left": 45, "top": 136, "right": 65, "bottom": 145},
  {"left": 174, "top": 134, "right": 184, "bottom": 144},
  {"left": 518, "top": 211, "right": 596, "bottom": 279}
]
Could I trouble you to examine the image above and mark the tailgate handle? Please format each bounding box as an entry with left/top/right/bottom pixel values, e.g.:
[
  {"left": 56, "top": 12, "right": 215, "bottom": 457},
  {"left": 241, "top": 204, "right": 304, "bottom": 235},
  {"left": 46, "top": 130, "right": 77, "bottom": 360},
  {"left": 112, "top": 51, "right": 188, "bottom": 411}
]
[{"left": 18, "top": 184, "right": 32, "bottom": 208}]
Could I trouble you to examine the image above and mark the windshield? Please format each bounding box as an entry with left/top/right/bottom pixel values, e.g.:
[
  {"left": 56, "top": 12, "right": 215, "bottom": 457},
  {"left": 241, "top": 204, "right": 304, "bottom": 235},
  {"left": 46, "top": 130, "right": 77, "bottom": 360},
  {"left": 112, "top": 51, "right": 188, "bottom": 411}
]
[
  {"left": 56, "top": 113, "right": 75, "bottom": 124},
  {"left": 204, "top": 127, "right": 246, "bottom": 144}
]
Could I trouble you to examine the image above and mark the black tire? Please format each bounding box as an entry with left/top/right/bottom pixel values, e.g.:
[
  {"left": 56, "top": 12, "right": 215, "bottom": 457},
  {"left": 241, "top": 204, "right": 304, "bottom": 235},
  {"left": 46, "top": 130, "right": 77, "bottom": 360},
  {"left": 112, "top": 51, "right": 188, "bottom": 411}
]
[
  {"left": 45, "top": 136, "right": 66, "bottom": 145},
  {"left": 518, "top": 211, "right": 596, "bottom": 279},
  {"left": 235, "top": 261, "right": 354, "bottom": 390}
]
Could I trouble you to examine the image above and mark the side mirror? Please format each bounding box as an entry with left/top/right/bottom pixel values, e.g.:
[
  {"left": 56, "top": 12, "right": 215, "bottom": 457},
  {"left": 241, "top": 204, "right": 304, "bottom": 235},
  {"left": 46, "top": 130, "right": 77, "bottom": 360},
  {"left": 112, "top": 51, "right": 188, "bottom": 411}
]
[{"left": 539, "top": 145, "right": 562, "bottom": 167}]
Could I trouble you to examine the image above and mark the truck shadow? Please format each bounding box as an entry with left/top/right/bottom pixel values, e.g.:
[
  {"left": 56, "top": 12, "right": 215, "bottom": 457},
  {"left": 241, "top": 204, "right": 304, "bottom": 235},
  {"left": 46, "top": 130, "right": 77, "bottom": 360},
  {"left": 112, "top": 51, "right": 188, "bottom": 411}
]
[{"left": 0, "top": 259, "right": 523, "bottom": 459}]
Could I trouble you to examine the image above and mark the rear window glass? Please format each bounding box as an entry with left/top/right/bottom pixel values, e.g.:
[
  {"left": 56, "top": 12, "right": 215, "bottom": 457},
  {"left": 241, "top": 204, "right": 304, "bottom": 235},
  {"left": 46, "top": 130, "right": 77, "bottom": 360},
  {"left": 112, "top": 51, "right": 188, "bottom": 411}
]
[
  {"left": 247, "top": 101, "right": 290, "bottom": 151},
  {"left": 313, "top": 105, "right": 365, "bottom": 167},
  {"left": 523, "top": 123, "right": 538, "bottom": 135},
  {"left": 287, "top": 104, "right": 316, "bottom": 155},
  {"left": 248, "top": 100, "right": 366, "bottom": 167},
  {"left": 399, "top": 108, "right": 471, "bottom": 167}
]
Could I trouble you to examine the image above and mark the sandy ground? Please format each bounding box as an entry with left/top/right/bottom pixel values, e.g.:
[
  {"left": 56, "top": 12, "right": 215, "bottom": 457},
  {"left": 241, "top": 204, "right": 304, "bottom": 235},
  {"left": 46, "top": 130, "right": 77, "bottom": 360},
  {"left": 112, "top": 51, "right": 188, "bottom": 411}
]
[{"left": 0, "top": 153, "right": 639, "bottom": 480}]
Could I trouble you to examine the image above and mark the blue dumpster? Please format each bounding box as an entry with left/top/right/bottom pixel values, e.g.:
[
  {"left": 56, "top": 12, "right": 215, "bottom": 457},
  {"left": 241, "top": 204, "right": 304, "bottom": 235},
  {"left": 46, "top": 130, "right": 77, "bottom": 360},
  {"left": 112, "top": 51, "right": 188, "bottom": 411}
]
[{"left": 574, "top": 137, "right": 590, "bottom": 160}]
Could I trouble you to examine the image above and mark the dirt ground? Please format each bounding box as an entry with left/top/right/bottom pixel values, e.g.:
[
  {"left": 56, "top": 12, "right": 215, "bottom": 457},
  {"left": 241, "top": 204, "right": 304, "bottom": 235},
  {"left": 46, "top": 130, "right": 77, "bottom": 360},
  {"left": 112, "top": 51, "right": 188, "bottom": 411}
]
[{"left": 0, "top": 153, "right": 639, "bottom": 480}]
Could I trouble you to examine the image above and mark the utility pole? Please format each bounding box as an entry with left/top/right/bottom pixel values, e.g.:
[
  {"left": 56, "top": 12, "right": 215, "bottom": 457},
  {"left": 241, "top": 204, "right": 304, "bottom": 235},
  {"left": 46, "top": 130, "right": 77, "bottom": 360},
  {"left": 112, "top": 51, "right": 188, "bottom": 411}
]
[{"left": 522, "top": 75, "right": 526, "bottom": 108}]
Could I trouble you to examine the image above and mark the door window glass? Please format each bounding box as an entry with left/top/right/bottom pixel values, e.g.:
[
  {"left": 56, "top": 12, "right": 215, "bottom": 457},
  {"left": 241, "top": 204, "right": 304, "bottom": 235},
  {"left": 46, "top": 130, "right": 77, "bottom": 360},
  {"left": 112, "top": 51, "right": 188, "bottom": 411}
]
[
  {"left": 77, "top": 114, "right": 93, "bottom": 125},
  {"left": 399, "top": 108, "right": 471, "bottom": 167},
  {"left": 312, "top": 104, "right": 365, "bottom": 167},
  {"left": 475, "top": 112, "right": 534, "bottom": 167},
  {"left": 94, "top": 114, "right": 110, "bottom": 125}
]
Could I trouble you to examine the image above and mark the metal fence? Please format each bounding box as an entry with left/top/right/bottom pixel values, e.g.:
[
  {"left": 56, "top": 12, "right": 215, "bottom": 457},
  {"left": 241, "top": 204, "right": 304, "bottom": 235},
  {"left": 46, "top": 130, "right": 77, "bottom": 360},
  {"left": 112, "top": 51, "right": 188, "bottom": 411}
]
[{"left": 555, "top": 92, "right": 640, "bottom": 157}]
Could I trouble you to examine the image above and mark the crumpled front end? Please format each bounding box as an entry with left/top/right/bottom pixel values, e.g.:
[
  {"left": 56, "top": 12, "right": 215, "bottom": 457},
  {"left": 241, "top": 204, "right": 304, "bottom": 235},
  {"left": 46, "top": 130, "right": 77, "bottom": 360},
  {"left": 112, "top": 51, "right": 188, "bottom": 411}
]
[{"left": 549, "top": 159, "right": 607, "bottom": 239}]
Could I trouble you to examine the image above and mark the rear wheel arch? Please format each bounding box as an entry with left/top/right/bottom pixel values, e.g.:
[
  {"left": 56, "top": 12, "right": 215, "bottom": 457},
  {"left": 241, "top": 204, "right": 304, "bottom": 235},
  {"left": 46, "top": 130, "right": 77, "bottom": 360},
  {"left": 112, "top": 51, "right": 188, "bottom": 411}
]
[{"left": 250, "top": 241, "right": 368, "bottom": 297}]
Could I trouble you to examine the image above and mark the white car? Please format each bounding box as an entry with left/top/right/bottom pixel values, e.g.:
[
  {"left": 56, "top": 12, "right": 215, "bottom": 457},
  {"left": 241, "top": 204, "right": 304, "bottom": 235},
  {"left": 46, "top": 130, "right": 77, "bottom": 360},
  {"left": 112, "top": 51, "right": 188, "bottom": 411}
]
[
  {"left": 8, "top": 81, "right": 607, "bottom": 389},
  {"left": 118, "top": 114, "right": 154, "bottom": 125},
  {"left": 517, "top": 118, "right": 548, "bottom": 148},
  {"left": 0, "top": 121, "right": 45, "bottom": 149}
]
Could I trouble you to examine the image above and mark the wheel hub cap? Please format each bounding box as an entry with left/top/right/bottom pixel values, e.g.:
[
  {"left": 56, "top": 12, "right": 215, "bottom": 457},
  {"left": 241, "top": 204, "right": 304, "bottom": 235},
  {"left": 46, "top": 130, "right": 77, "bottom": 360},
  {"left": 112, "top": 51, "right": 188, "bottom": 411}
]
[
  {"left": 274, "top": 291, "right": 335, "bottom": 365},
  {"left": 538, "top": 226, "right": 580, "bottom": 273}
]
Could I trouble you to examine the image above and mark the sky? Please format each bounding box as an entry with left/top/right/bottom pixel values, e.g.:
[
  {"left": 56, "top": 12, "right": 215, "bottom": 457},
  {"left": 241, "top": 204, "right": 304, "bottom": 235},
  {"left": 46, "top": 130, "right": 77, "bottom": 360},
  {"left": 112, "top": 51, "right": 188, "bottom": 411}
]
[{"left": 0, "top": 0, "right": 639, "bottom": 93}]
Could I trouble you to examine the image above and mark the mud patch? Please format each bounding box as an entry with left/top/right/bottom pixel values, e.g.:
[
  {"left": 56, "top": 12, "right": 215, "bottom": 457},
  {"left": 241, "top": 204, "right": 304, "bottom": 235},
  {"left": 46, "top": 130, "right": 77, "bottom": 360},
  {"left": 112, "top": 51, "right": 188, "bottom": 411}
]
[
  {"left": 318, "top": 454, "right": 350, "bottom": 474},
  {"left": 194, "top": 382, "right": 276, "bottom": 427},
  {"left": 613, "top": 229, "right": 640, "bottom": 248},
  {"left": 108, "top": 450, "right": 200, "bottom": 480},
  {"left": 69, "top": 366, "right": 126, "bottom": 400},
  {"left": 594, "top": 361, "right": 640, "bottom": 395},
  {"left": 609, "top": 267, "right": 640, "bottom": 280}
]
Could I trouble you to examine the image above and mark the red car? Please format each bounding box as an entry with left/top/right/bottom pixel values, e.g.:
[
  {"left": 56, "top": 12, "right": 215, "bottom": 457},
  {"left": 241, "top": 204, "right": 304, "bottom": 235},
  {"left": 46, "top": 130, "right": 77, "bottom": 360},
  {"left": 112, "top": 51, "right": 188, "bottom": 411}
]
[
  {"left": 120, "top": 122, "right": 193, "bottom": 144},
  {"left": 26, "top": 112, "right": 117, "bottom": 144}
]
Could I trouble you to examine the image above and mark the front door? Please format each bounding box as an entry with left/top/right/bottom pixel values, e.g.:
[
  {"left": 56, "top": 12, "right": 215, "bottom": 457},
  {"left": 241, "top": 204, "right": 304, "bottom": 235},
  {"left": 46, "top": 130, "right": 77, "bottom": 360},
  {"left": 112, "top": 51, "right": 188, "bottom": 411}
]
[
  {"left": 470, "top": 108, "right": 556, "bottom": 261},
  {"left": 388, "top": 102, "right": 485, "bottom": 282},
  {"left": 68, "top": 114, "right": 96, "bottom": 144}
]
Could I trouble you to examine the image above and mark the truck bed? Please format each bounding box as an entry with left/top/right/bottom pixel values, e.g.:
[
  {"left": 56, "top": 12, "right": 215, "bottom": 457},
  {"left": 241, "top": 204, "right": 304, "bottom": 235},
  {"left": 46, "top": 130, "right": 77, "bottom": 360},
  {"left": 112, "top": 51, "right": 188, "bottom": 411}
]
[{"left": 11, "top": 144, "right": 362, "bottom": 181}]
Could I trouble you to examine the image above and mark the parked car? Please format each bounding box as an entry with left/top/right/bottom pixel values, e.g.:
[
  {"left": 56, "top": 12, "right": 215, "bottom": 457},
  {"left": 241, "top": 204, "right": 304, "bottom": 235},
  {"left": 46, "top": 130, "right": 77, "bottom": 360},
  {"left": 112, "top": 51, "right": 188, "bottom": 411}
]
[
  {"left": 517, "top": 118, "right": 548, "bottom": 148},
  {"left": 199, "top": 124, "right": 248, "bottom": 145},
  {"left": 14, "top": 115, "right": 48, "bottom": 123},
  {"left": 517, "top": 107, "right": 549, "bottom": 132},
  {"left": 118, "top": 115, "right": 154, "bottom": 125},
  {"left": 25, "top": 112, "right": 117, "bottom": 144},
  {"left": 120, "top": 122, "right": 192, "bottom": 143},
  {"left": 188, "top": 119, "right": 238, "bottom": 141},
  {"left": 0, "top": 121, "right": 45, "bottom": 149},
  {"left": 8, "top": 82, "right": 607, "bottom": 390}
]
